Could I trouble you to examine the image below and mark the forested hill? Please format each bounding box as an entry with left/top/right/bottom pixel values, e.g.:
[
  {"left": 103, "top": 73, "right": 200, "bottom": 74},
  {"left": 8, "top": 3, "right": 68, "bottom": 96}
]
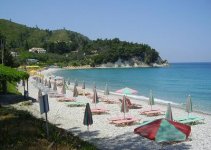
[{"left": 0, "top": 19, "right": 167, "bottom": 67}]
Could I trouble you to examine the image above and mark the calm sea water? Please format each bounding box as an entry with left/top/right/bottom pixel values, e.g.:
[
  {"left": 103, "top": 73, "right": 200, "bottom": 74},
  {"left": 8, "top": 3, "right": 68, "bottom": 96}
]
[{"left": 54, "top": 63, "right": 211, "bottom": 113}]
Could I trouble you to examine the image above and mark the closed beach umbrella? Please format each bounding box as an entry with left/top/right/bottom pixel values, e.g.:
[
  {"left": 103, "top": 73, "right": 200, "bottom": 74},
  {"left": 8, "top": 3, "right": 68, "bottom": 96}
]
[
  {"left": 134, "top": 119, "right": 191, "bottom": 143},
  {"left": 53, "top": 80, "right": 57, "bottom": 91},
  {"left": 121, "top": 95, "right": 129, "bottom": 119},
  {"left": 186, "top": 95, "right": 192, "bottom": 117},
  {"left": 165, "top": 103, "right": 173, "bottom": 121},
  {"left": 149, "top": 90, "right": 155, "bottom": 110},
  {"left": 92, "top": 88, "right": 99, "bottom": 107},
  {"left": 67, "top": 79, "right": 70, "bottom": 85},
  {"left": 44, "top": 79, "right": 48, "bottom": 86},
  {"left": 22, "top": 80, "right": 25, "bottom": 86},
  {"left": 73, "top": 84, "right": 78, "bottom": 97},
  {"left": 61, "top": 82, "right": 66, "bottom": 94},
  {"left": 75, "top": 79, "right": 78, "bottom": 86},
  {"left": 116, "top": 87, "right": 138, "bottom": 95},
  {"left": 83, "top": 103, "right": 93, "bottom": 131},
  {"left": 104, "top": 83, "right": 109, "bottom": 95},
  {"left": 82, "top": 80, "right": 85, "bottom": 89},
  {"left": 48, "top": 80, "right": 51, "bottom": 89},
  {"left": 37, "top": 88, "right": 42, "bottom": 102}
]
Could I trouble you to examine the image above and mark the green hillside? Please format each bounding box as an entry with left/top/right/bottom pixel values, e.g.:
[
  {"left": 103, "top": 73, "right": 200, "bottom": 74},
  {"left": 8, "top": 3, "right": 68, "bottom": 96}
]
[{"left": 0, "top": 19, "right": 166, "bottom": 67}]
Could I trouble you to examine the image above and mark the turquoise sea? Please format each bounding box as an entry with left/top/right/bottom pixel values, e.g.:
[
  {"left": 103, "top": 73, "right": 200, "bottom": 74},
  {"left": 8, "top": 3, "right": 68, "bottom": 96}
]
[{"left": 54, "top": 63, "right": 211, "bottom": 113}]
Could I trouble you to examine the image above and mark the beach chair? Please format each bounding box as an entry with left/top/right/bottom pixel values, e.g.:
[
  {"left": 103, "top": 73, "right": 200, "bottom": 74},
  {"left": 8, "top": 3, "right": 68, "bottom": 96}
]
[
  {"left": 119, "top": 98, "right": 142, "bottom": 109},
  {"left": 108, "top": 115, "right": 134, "bottom": 123},
  {"left": 174, "top": 115, "right": 205, "bottom": 125},
  {"left": 66, "top": 101, "right": 86, "bottom": 107},
  {"left": 91, "top": 108, "right": 109, "bottom": 115},
  {"left": 139, "top": 109, "right": 165, "bottom": 117},
  {"left": 57, "top": 97, "right": 76, "bottom": 102},
  {"left": 112, "top": 118, "right": 140, "bottom": 126}
]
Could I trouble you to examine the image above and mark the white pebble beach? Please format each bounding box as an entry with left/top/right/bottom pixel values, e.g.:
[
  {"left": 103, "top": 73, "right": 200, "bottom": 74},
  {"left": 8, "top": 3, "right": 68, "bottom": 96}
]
[{"left": 14, "top": 68, "right": 211, "bottom": 150}]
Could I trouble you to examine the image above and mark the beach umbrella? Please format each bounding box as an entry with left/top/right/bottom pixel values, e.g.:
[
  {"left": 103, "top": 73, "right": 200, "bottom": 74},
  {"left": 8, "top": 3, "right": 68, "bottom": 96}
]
[
  {"left": 61, "top": 82, "right": 66, "bottom": 94},
  {"left": 37, "top": 88, "right": 42, "bottom": 102},
  {"left": 186, "top": 95, "right": 192, "bottom": 117},
  {"left": 67, "top": 79, "right": 70, "bottom": 85},
  {"left": 75, "top": 79, "right": 78, "bottom": 86},
  {"left": 121, "top": 95, "right": 129, "bottom": 119},
  {"left": 116, "top": 87, "right": 138, "bottom": 95},
  {"left": 149, "top": 90, "right": 155, "bottom": 110},
  {"left": 82, "top": 80, "right": 85, "bottom": 89},
  {"left": 22, "top": 80, "right": 25, "bottom": 86},
  {"left": 44, "top": 79, "right": 48, "bottom": 86},
  {"left": 48, "top": 80, "right": 51, "bottom": 89},
  {"left": 73, "top": 84, "right": 78, "bottom": 97},
  {"left": 53, "top": 79, "right": 57, "bottom": 91},
  {"left": 82, "top": 80, "right": 86, "bottom": 95},
  {"left": 134, "top": 119, "right": 191, "bottom": 143},
  {"left": 104, "top": 83, "right": 109, "bottom": 100},
  {"left": 92, "top": 88, "right": 99, "bottom": 107},
  {"left": 104, "top": 83, "right": 109, "bottom": 95},
  {"left": 165, "top": 103, "right": 173, "bottom": 121},
  {"left": 83, "top": 103, "right": 93, "bottom": 131}
]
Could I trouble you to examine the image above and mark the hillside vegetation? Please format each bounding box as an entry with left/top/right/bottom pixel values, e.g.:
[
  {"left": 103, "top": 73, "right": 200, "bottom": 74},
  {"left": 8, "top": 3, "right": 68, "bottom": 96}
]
[{"left": 0, "top": 19, "right": 167, "bottom": 67}]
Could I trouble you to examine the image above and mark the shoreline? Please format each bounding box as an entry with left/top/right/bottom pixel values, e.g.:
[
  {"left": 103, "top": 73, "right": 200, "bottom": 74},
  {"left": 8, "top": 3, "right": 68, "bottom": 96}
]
[{"left": 44, "top": 67, "right": 211, "bottom": 116}]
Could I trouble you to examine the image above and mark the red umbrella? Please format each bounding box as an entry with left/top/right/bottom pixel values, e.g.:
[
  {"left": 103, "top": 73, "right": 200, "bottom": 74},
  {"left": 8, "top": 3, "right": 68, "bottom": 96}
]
[{"left": 134, "top": 119, "right": 191, "bottom": 143}]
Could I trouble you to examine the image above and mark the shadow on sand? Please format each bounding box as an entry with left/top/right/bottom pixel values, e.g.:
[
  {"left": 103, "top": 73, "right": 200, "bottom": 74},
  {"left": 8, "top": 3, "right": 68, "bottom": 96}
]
[
  {"left": 0, "top": 94, "right": 36, "bottom": 105},
  {"left": 67, "top": 127, "right": 192, "bottom": 150}
]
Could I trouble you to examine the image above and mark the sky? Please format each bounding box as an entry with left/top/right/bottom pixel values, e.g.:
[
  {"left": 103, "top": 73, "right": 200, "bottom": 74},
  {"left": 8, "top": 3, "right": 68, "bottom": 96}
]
[{"left": 0, "top": 0, "right": 211, "bottom": 62}]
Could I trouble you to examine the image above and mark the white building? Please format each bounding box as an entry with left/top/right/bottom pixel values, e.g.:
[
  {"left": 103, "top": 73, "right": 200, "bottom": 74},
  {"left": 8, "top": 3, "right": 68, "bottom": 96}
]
[{"left": 29, "top": 47, "right": 46, "bottom": 53}]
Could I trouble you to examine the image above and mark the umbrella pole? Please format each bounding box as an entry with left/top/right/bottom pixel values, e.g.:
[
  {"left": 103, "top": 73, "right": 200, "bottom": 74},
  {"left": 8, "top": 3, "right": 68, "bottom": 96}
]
[{"left": 151, "top": 105, "right": 152, "bottom": 110}]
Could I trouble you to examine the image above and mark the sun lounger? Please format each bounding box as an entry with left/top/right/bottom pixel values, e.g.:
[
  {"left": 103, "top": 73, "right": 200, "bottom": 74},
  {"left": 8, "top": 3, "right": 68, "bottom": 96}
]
[
  {"left": 101, "top": 97, "right": 119, "bottom": 104},
  {"left": 66, "top": 101, "right": 86, "bottom": 107},
  {"left": 139, "top": 109, "right": 165, "bottom": 117},
  {"left": 174, "top": 115, "right": 205, "bottom": 125},
  {"left": 112, "top": 118, "right": 140, "bottom": 126},
  {"left": 119, "top": 98, "right": 142, "bottom": 109},
  {"left": 108, "top": 115, "right": 134, "bottom": 122},
  {"left": 91, "top": 108, "right": 109, "bottom": 115},
  {"left": 49, "top": 93, "right": 64, "bottom": 98},
  {"left": 57, "top": 97, "right": 76, "bottom": 102}
]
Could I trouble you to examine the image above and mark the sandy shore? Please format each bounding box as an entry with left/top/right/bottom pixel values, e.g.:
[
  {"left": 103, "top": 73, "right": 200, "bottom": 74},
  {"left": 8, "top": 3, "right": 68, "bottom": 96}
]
[{"left": 14, "top": 68, "right": 211, "bottom": 150}]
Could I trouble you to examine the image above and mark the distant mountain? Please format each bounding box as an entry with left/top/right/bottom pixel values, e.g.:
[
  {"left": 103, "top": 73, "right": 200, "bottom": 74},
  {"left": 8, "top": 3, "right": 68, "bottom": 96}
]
[{"left": 0, "top": 19, "right": 167, "bottom": 67}]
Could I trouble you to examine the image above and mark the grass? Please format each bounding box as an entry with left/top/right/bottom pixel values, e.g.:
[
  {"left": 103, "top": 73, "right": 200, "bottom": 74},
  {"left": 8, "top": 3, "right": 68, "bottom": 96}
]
[{"left": 0, "top": 106, "right": 97, "bottom": 150}]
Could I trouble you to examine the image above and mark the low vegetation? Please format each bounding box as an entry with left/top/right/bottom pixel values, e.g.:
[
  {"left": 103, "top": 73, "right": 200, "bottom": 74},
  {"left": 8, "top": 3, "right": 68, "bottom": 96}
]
[{"left": 0, "top": 106, "right": 97, "bottom": 150}]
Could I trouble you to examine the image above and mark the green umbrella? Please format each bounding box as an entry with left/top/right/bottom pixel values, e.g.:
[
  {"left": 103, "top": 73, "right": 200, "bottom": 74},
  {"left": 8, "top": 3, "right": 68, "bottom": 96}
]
[
  {"left": 149, "top": 90, "right": 155, "bottom": 110},
  {"left": 165, "top": 103, "right": 173, "bottom": 121},
  {"left": 83, "top": 103, "right": 93, "bottom": 131},
  {"left": 186, "top": 95, "right": 192, "bottom": 117}
]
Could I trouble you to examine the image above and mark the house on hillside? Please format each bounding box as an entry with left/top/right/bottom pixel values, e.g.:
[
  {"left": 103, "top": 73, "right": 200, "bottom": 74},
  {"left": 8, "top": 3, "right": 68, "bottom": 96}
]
[{"left": 29, "top": 47, "right": 46, "bottom": 53}]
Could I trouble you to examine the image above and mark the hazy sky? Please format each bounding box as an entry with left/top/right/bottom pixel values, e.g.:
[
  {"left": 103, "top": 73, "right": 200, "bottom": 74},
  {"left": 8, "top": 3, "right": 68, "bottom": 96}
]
[{"left": 1, "top": 0, "right": 211, "bottom": 62}]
